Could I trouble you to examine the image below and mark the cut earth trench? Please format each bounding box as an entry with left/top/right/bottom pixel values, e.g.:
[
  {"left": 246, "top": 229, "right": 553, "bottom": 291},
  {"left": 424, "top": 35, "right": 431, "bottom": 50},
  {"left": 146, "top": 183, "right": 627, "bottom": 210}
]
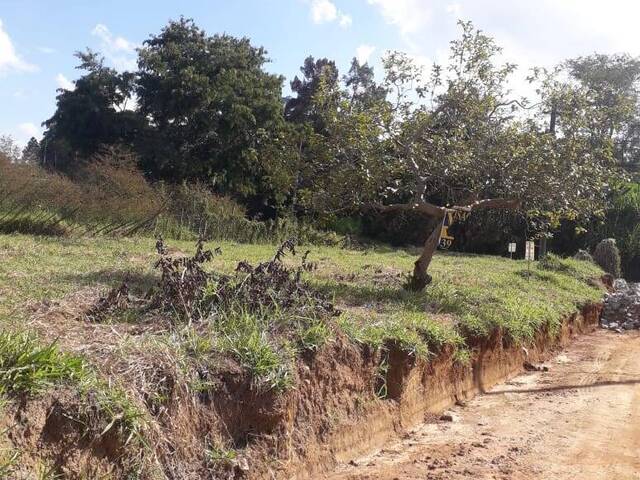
[{"left": 5, "top": 292, "right": 604, "bottom": 480}]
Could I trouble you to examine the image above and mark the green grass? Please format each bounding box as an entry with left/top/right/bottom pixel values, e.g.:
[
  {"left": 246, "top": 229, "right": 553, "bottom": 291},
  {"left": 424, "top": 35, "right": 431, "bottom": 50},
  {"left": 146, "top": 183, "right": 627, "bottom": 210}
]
[
  {"left": 0, "top": 329, "right": 144, "bottom": 451},
  {"left": 0, "top": 234, "right": 603, "bottom": 393},
  {"left": 0, "top": 233, "right": 605, "bottom": 477},
  {"left": 0, "top": 332, "right": 86, "bottom": 395}
]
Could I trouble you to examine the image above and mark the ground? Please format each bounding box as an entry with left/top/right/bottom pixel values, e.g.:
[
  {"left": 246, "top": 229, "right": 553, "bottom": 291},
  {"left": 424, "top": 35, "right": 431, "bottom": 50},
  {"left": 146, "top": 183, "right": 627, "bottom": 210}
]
[
  {"left": 329, "top": 330, "right": 640, "bottom": 480},
  {"left": 0, "top": 234, "right": 608, "bottom": 478}
]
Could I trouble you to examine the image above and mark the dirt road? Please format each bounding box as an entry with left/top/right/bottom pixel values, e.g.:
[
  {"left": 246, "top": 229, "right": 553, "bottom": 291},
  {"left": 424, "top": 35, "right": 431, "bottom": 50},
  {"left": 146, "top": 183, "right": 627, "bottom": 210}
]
[{"left": 328, "top": 330, "right": 640, "bottom": 480}]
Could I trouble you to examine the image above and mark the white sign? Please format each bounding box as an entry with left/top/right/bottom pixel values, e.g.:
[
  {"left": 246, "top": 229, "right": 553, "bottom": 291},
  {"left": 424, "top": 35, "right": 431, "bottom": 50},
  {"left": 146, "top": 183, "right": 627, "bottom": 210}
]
[
  {"left": 508, "top": 242, "right": 516, "bottom": 253},
  {"left": 525, "top": 241, "right": 535, "bottom": 261}
]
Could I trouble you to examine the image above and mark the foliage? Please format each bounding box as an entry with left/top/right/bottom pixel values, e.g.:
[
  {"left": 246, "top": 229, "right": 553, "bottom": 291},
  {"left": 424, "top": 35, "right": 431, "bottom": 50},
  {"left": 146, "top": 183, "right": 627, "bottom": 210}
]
[
  {"left": 565, "top": 53, "right": 640, "bottom": 173},
  {"left": 21, "top": 137, "right": 41, "bottom": 164},
  {"left": 152, "top": 237, "right": 219, "bottom": 320},
  {"left": 0, "top": 135, "right": 21, "bottom": 163},
  {"left": 42, "top": 50, "right": 140, "bottom": 171},
  {"left": 574, "top": 249, "right": 594, "bottom": 262},
  {"left": 0, "top": 147, "right": 163, "bottom": 236},
  {"left": 137, "top": 17, "right": 293, "bottom": 208},
  {"left": 0, "top": 332, "right": 86, "bottom": 395},
  {"left": 538, "top": 253, "right": 576, "bottom": 274},
  {"left": 593, "top": 238, "right": 622, "bottom": 278},
  {"left": 212, "top": 239, "right": 336, "bottom": 316}
]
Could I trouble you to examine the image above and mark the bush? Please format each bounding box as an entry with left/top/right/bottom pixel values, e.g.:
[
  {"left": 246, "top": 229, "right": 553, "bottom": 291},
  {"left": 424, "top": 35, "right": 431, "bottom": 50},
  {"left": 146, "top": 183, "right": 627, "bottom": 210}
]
[
  {"left": 593, "top": 238, "right": 622, "bottom": 278},
  {"left": 538, "top": 253, "right": 575, "bottom": 273},
  {"left": 0, "top": 332, "right": 86, "bottom": 395}
]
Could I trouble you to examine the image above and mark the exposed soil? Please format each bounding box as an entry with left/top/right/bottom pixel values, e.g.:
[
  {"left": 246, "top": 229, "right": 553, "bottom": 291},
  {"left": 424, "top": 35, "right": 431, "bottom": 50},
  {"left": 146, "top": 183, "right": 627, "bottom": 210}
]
[
  {"left": 327, "top": 330, "right": 640, "bottom": 480},
  {"left": 7, "top": 289, "right": 610, "bottom": 479}
]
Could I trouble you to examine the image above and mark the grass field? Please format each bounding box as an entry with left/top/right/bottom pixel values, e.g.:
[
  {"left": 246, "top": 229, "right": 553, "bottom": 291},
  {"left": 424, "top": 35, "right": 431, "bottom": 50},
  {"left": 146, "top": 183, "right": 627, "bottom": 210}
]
[
  {"left": 0, "top": 233, "right": 603, "bottom": 350},
  {"left": 0, "top": 234, "right": 605, "bottom": 476}
]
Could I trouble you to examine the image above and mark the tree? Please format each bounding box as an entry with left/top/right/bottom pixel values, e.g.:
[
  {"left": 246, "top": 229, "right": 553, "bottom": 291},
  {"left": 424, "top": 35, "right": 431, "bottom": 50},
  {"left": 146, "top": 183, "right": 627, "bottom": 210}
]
[
  {"left": 41, "top": 50, "right": 140, "bottom": 171},
  {"left": 344, "top": 58, "right": 387, "bottom": 112},
  {"left": 0, "top": 135, "right": 21, "bottom": 163},
  {"left": 563, "top": 53, "right": 640, "bottom": 174},
  {"left": 21, "top": 137, "right": 41, "bottom": 164},
  {"left": 311, "top": 21, "right": 620, "bottom": 290},
  {"left": 137, "top": 17, "right": 290, "bottom": 211},
  {"left": 285, "top": 56, "right": 340, "bottom": 133}
]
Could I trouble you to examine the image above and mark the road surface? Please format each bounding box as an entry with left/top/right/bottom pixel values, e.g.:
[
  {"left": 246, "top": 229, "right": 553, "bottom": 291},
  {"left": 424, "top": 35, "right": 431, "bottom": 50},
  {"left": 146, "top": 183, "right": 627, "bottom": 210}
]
[{"left": 329, "top": 330, "right": 640, "bottom": 480}]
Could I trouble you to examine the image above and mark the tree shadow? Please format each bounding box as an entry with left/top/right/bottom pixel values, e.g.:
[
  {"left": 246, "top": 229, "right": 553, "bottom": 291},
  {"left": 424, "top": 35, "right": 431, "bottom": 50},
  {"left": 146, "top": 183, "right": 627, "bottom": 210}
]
[
  {"left": 54, "top": 269, "right": 158, "bottom": 295},
  {"left": 315, "top": 281, "right": 424, "bottom": 307},
  {"left": 486, "top": 378, "right": 640, "bottom": 395}
]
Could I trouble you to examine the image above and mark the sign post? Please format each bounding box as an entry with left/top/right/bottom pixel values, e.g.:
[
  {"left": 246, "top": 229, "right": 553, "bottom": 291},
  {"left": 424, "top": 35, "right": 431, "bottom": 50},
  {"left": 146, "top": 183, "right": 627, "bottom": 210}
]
[
  {"left": 525, "top": 241, "right": 535, "bottom": 279},
  {"left": 508, "top": 242, "right": 516, "bottom": 260}
]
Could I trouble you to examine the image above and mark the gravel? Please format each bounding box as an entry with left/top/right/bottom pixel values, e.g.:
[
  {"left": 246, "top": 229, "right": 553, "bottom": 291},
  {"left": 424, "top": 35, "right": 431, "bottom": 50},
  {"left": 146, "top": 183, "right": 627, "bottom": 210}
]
[{"left": 600, "top": 279, "right": 640, "bottom": 330}]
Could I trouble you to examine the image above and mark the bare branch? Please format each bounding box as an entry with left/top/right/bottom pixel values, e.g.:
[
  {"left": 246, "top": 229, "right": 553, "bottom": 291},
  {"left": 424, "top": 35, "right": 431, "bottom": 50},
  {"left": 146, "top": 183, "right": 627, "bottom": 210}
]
[
  {"left": 452, "top": 198, "right": 521, "bottom": 212},
  {"left": 369, "top": 201, "right": 446, "bottom": 218}
]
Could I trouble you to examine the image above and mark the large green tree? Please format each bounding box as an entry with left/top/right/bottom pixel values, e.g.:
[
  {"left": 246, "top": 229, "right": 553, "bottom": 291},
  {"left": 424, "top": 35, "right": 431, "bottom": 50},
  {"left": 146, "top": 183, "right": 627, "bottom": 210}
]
[
  {"left": 309, "top": 22, "right": 620, "bottom": 289},
  {"left": 564, "top": 53, "right": 640, "bottom": 172},
  {"left": 42, "top": 50, "right": 140, "bottom": 171},
  {"left": 136, "top": 17, "right": 291, "bottom": 209},
  {"left": 285, "top": 56, "right": 340, "bottom": 133}
]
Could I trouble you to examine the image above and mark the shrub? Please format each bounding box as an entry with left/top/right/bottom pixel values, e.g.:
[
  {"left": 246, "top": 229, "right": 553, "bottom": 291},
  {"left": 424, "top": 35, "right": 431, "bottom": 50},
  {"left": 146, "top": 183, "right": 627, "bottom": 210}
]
[
  {"left": 0, "top": 146, "right": 163, "bottom": 236},
  {"left": 593, "top": 238, "right": 622, "bottom": 278},
  {"left": 154, "top": 181, "right": 251, "bottom": 241},
  {"left": 538, "top": 253, "right": 575, "bottom": 273}
]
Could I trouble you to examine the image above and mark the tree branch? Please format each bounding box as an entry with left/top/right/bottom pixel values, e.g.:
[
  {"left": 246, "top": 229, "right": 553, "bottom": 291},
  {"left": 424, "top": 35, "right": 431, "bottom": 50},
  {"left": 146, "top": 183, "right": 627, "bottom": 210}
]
[
  {"left": 369, "top": 201, "right": 445, "bottom": 218},
  {"left": 452, "top": 198, "right": 521, "bottom": 212}
]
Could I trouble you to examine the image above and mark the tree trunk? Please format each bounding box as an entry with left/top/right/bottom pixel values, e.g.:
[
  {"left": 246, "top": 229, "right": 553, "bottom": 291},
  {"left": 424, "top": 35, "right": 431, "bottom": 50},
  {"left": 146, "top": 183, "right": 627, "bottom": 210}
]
[
  {"left": 406, "top": 212, "right": 446, "bottom": 291},
  {"left": 369, "top": 198, "right": 521, "bottom": 292}
]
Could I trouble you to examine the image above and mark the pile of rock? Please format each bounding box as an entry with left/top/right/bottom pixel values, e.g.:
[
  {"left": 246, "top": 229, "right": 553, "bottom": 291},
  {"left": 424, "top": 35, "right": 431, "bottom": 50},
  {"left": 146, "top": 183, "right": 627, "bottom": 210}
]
[{"left": 601, "top": 279, "right": 640, "bottom": 331}]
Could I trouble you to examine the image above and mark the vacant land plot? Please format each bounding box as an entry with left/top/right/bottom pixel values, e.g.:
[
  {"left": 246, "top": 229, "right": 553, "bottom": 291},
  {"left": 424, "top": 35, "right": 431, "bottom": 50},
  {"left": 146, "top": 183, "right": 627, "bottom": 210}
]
[{"left": 0, "top": 234, "right": 604, "bottom": 478}]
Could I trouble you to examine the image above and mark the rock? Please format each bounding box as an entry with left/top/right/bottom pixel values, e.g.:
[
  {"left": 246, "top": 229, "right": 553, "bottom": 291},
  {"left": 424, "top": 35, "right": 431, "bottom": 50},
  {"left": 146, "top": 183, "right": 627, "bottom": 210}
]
[
  {"left": 440, "top": 412, "right": 459, "bottom": 422},
  {"left": 524, "top": 362, "right": 549, "bottom": 372},
  {"left": 601, "top": 282, "right": 640, "bottom": 331},
  {"left": 236, "top": 457, "right": 250, "bottom": 473}
]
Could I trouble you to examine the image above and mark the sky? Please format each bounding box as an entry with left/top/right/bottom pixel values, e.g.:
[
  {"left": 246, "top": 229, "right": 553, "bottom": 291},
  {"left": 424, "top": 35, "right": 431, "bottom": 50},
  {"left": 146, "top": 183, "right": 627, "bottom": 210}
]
[{"left": 2, "top": 0, "right": 640, "bottom": 146}]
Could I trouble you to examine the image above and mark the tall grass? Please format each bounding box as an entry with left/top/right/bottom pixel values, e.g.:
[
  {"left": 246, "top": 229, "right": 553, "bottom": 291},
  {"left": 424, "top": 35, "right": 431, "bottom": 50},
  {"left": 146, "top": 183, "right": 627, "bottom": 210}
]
[
  {"left": 0, "top": 147, "right": 163, "bottom": 237},
  {"left": 0, "top": 149, "right": 338, "bottom": 245}
]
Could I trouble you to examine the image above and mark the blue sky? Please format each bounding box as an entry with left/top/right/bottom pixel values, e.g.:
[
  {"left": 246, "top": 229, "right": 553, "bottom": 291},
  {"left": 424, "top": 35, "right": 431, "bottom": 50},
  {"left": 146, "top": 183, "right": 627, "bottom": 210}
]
[{"left": 2, "top": 0, "right": 640, "bottom": 146}]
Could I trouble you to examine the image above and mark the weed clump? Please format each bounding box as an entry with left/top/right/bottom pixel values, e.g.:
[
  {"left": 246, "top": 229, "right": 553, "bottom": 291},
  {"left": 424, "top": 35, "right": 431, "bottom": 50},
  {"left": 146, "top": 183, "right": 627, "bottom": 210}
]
[
  {"left": 538, "top": 253, "right": 576, "bottom": 274},
  {"left": 109, "top": 238, "right": 339, "bottom": 392},
  {"left": 0, "top": 332, "right": 86, "bottom": 395},
  {"left": 152, "top": 237, "right": 220, "bottom": 320},
  {"left": 574, "top": 249, "right": 594, "bottom": 262}
]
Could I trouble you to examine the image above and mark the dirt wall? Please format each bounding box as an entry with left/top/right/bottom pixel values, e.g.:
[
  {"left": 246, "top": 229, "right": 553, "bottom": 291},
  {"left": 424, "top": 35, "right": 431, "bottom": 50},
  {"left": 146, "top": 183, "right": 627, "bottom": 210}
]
[{"left": 268, "top": 302, "right": 602, "bottom": 479}]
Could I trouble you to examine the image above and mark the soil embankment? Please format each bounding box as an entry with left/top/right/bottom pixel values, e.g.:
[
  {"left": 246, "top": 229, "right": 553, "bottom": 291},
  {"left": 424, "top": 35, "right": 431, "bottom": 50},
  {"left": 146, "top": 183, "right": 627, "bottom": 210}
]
[
  {"left": 279, "top": 302, "right": 603, "bottom": 479},
  {"left": 328, "top": 329, "right": 640, "bottom": 480}
]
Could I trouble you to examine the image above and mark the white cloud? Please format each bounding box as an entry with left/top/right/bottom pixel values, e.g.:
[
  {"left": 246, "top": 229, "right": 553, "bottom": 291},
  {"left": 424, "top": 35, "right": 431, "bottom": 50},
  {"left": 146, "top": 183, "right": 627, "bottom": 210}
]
[
  {"left": 356, "top": 44, "right": 376, "bottom": 64},
  {"left": 91, "top": 23, "right": 138, "bottom": 71},
  {"left": 311, "top": 0, "right": 337, "bottom": 23},
  {"left": 365, "top": 0, "right": 640, "bottom": 101},
  {"left": 37, "top": 46, "right": 56, "bottom": 54},
  {"left": 0, "top": 18, "right": 37, "bottom": 75},
  {"left": 367, "top": 0, "right": 430, "bottom": 38},
  {"left": 310, "top": 0, "right": 352, "bottom": 28},
  {"left": 17, "top": 122, "right": 41, "bottom": 140},
  {"left": 56, "top": 73, "right": 75, "bottom": 91},
  {"left": 445, "top": 3, "right": 462, "bottom": 17},
  {"left": 339, "top": 13, "right": 353, "bottom": 28}
]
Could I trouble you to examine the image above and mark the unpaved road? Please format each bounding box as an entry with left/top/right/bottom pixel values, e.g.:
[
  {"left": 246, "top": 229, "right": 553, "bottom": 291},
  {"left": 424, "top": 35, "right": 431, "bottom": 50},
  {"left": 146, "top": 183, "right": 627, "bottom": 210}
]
[{"left": 329, "top": 330, "right": 640, "bottom": 480}]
